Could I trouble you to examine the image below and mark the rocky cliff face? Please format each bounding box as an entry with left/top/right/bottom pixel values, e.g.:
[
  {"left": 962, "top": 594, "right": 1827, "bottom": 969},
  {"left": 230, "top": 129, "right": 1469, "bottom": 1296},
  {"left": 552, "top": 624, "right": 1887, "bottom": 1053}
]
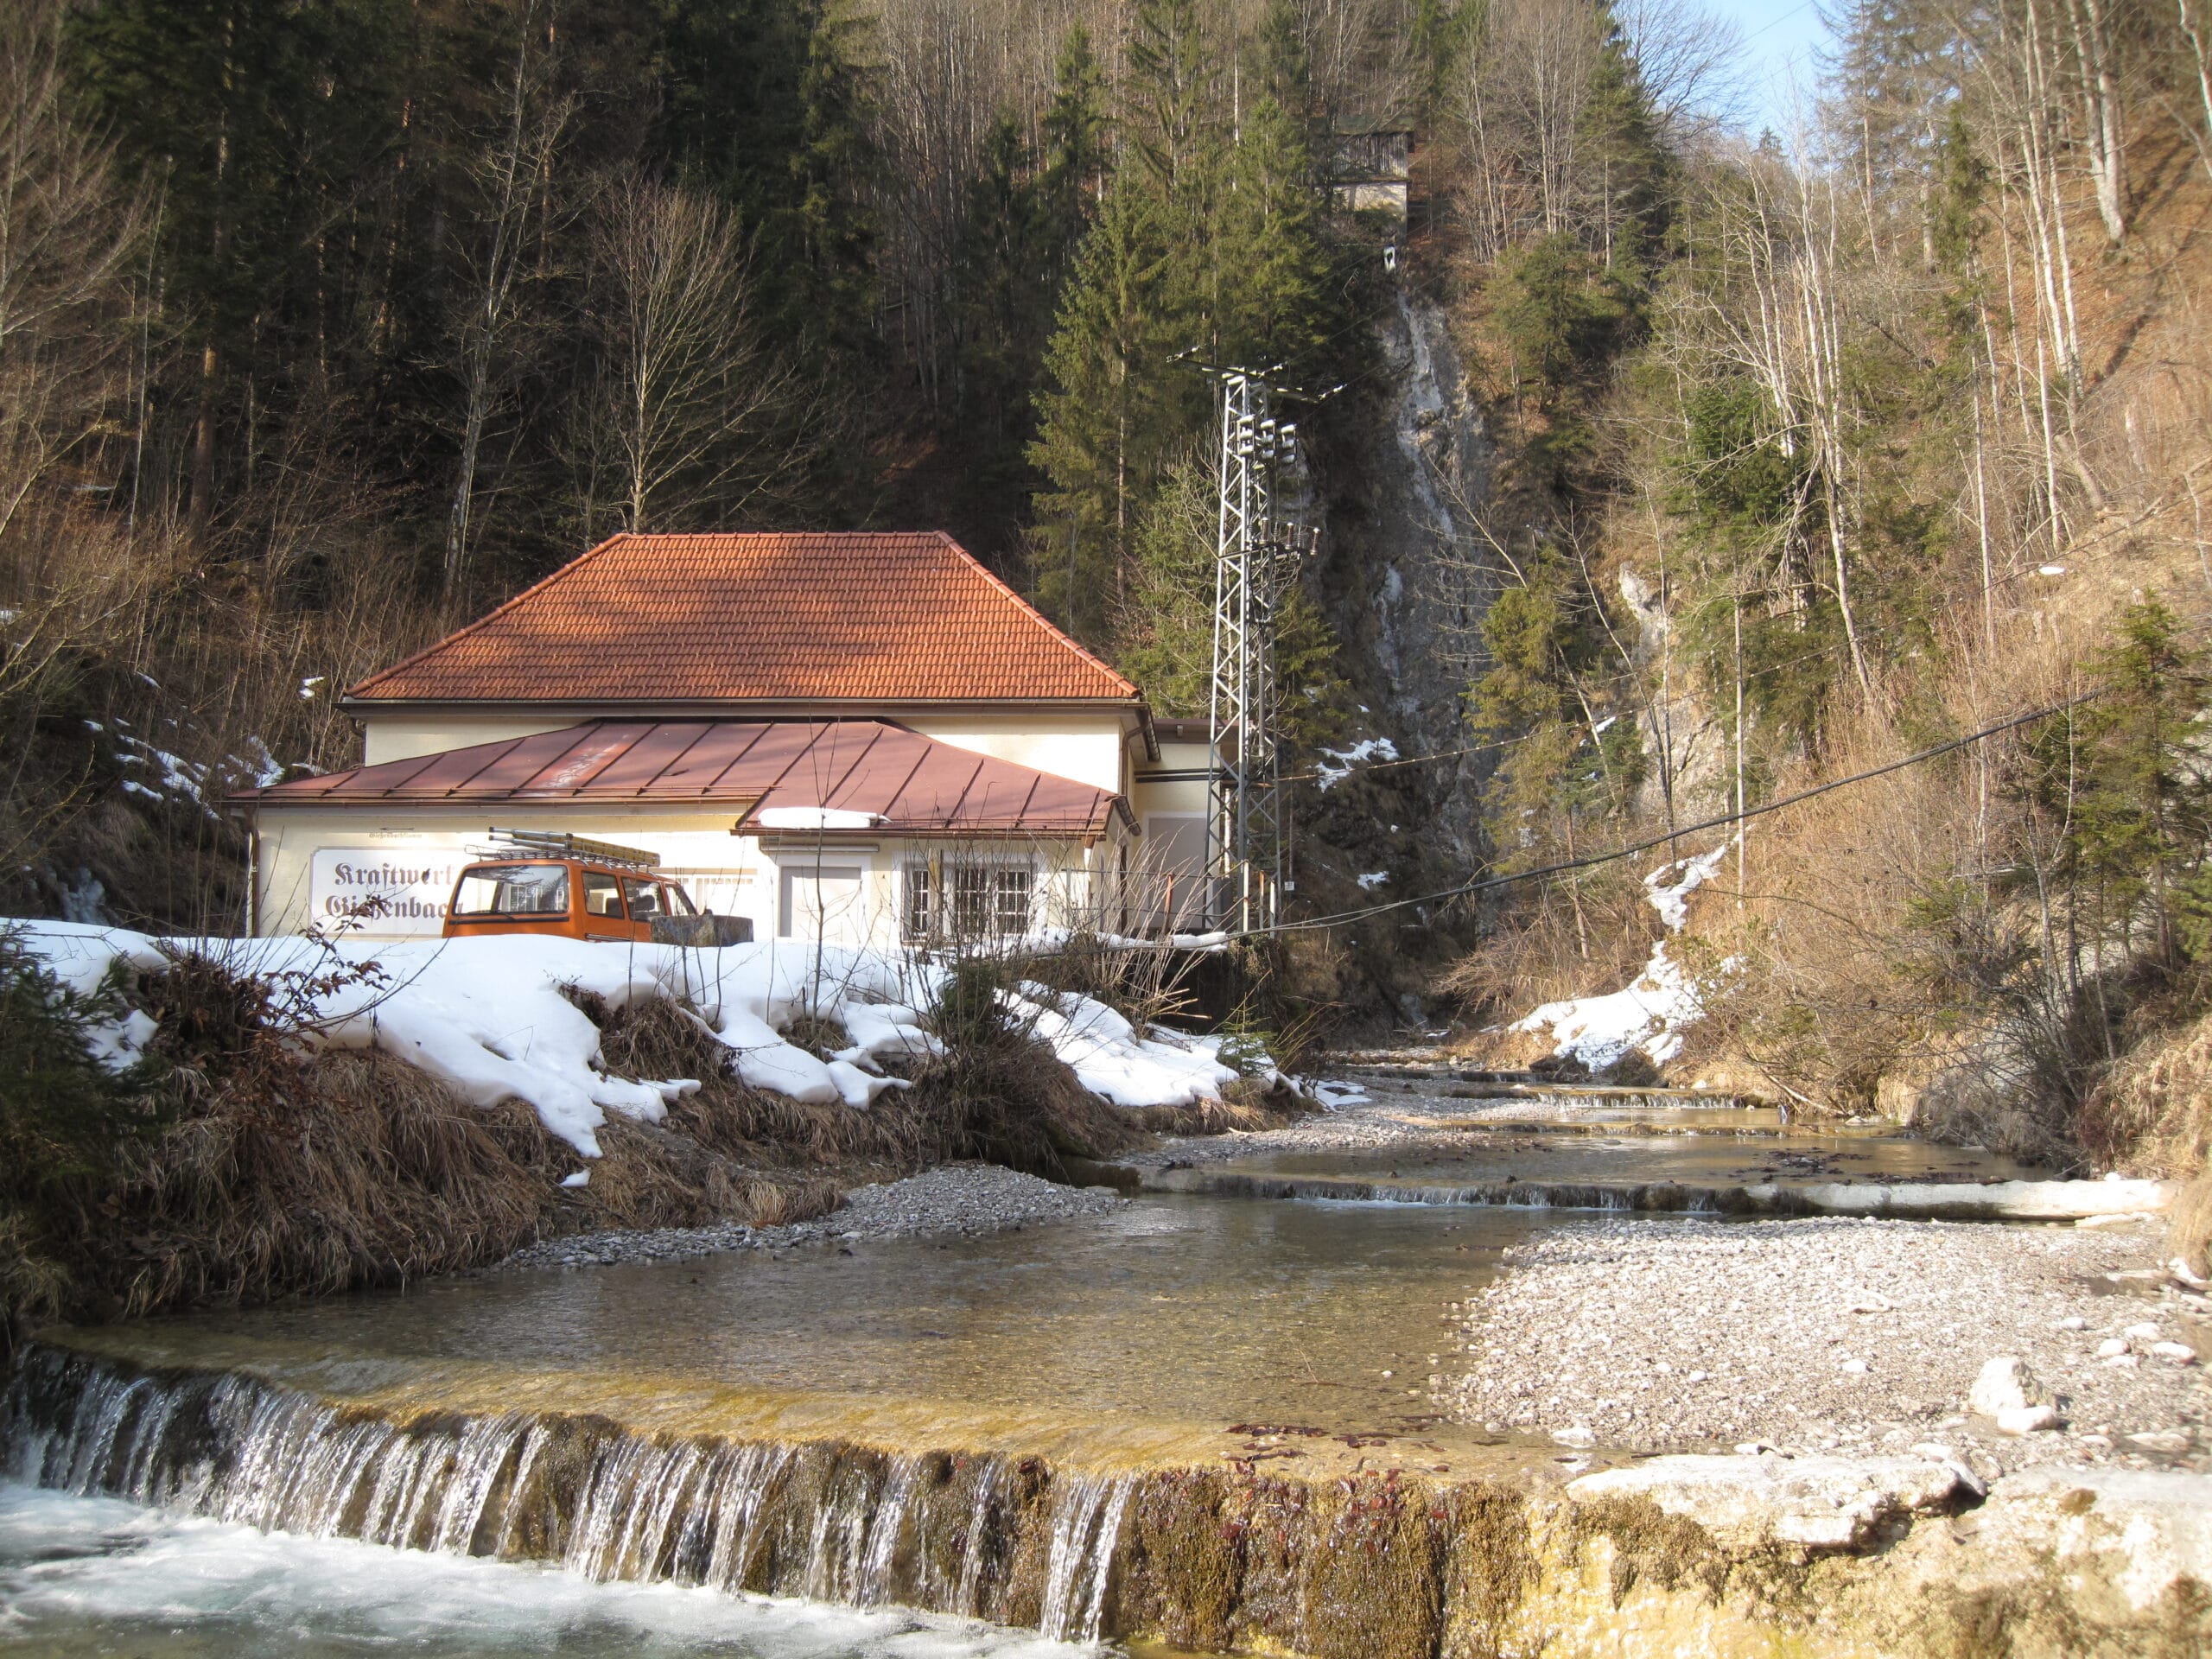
[{"left": 1290, "top": 282, "right": 1495, "bottom": 1023}]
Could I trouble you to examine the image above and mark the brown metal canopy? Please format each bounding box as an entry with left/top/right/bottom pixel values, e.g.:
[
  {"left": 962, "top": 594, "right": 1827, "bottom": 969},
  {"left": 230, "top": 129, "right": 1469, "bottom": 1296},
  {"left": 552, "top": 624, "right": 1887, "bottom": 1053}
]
[{"left": 238, "top": 720, "right": 1130, "bottom": 838}]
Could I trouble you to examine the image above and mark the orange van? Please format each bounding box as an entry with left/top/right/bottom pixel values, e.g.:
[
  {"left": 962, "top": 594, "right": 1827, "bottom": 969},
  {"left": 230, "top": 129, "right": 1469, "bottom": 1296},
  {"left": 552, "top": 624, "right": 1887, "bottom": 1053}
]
[{"left": 441, "top": 831, "right": 751, "bottom": 944}]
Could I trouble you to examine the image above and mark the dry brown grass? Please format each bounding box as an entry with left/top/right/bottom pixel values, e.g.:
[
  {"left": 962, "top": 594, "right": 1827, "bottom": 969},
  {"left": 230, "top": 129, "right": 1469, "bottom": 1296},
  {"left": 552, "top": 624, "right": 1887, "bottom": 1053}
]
[
  {"left": 2087, "top": 1006, "right": 2212, "bottom": 1268},
  {"left": 1130, "top": 1074, "right": 1316, "bottom": 1135},
  {"left": 588, "top": 982, "right": 1158, "bottom": 1180},
  {"left": 2170, "top": 1173, "right": 2212, "bottom": 1277},
  {"left": 86, "top": 1047, "right": 556, "bottom": 1317},
  {"left": 0, "top": 969, "right": 861, "bottom": 1338}
]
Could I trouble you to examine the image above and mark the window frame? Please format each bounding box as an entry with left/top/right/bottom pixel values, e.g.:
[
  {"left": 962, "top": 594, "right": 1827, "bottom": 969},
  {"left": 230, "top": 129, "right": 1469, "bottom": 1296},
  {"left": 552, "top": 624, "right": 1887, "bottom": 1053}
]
[{"left": 905, "top": 855, "right": 1035, "bottom": 942}]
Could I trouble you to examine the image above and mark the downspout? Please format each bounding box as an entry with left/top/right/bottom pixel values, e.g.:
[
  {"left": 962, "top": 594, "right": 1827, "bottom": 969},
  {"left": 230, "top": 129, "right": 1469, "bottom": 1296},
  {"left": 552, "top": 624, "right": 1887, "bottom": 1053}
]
[{"left": 245, "top": 815, "right": 262, "bottom": 937}]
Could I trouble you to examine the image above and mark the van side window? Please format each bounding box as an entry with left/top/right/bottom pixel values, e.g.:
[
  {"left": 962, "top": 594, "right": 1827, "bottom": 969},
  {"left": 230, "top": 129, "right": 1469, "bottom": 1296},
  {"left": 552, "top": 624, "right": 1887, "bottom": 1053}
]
[
  {"left": 621, "top": 877, "right": 660, "bottom": 918},
  {"left": 582, "top": 870, "right": 624, "bottom": 918}
]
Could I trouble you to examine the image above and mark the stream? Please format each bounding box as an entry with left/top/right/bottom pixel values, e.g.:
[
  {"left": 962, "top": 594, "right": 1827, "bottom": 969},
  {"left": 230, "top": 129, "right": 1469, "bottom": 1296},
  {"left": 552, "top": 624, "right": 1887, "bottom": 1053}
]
[{"left": 0, "top": 1078, "right": 2082, "bottom": 1656}]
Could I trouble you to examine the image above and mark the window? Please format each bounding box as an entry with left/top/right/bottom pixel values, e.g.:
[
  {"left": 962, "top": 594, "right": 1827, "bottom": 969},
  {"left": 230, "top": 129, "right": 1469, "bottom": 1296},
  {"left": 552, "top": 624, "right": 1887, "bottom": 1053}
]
[
  {"left": 451, "top": 863, "right": 569, "bottom": 916},
  {"left": 902, "top": 863, "right": 934, "bottom": 943},
  {"left": 912, "top": 861, "right": 1033, "bottom": 940},
  {"left": 582, "top": 870, "right": 624, "bottom": 918},
  {"left": 992, "top": 868, "right": 1032, "bottom": 936},
  {"left": 621, "top": 877, "right": 661, "bottom": 918},
  {"left": 952, "top": 865, "right": 993, "bottom": 938},
  {"left": 658, "top": 882, "right": 696, "bottom": 917}
]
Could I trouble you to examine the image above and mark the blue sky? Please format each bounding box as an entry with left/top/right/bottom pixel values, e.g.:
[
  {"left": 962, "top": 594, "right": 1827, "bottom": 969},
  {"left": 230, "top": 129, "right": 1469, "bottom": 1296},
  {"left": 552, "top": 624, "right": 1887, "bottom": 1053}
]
[{"left": 1705, "top": 0, "right": 1832, "bottom": 138}]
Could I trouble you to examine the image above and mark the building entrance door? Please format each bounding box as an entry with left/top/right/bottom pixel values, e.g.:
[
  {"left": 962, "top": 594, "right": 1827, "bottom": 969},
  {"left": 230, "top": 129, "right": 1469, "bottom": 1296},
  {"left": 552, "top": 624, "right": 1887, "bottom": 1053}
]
[{"left": 779, "top": 863, "right": 865, "bottom": 941}]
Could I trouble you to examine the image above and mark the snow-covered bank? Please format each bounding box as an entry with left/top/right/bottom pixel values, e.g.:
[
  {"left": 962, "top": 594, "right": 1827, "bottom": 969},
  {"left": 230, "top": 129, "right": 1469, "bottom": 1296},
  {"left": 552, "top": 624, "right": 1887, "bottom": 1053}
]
[
  {"left": 1507, "top": 843, "right": 1735, "bottom": 1071},
  {"left": 10, "top": 922, "right": 1236, "bottom": 1159}
]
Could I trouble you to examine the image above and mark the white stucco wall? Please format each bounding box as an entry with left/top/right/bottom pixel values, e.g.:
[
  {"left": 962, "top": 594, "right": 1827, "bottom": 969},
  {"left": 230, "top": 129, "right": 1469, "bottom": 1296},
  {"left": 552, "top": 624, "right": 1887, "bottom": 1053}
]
[
  {"left": 360, "top": 717, "right": 573, "bottom": 766},
  {"left": 357, "top": 709, "right": 1137, "bottom": 798},
  {"left": 899, "top": 713, "right": 1128, "bottom": 795},
  {"left": 251, "top": 802, "right": 1124, "bottom": 950}
]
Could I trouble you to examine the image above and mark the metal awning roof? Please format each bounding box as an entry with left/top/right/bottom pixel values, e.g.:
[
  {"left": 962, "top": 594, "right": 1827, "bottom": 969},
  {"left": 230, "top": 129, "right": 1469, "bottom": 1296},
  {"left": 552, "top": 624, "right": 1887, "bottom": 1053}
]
[{"left": 238, "top": 719, "right": 1129, "bottom": 838}]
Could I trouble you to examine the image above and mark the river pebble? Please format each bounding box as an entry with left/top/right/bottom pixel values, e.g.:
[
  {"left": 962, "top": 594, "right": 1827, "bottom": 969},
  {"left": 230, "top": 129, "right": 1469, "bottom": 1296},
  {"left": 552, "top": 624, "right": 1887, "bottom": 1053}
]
[
  {"left": 1442, "top": 1217, "right": 2212, "bottom": 1474},
  {"left": 494, "top": 1164, "right": 1122, "bottom": 1274}
]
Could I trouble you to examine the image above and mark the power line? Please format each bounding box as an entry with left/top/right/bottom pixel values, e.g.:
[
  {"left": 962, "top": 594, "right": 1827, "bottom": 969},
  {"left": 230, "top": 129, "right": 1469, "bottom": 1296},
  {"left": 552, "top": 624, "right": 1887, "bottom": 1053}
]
[{"left": 1236, "top": 686, "right": 2103, "bottom": 939}]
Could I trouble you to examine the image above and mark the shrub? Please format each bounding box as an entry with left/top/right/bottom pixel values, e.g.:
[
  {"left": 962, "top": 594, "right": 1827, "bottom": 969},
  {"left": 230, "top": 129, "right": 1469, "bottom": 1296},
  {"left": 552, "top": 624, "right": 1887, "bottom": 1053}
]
[{"left": 0, "top": 929, "right": 162, "bottom": 1326}]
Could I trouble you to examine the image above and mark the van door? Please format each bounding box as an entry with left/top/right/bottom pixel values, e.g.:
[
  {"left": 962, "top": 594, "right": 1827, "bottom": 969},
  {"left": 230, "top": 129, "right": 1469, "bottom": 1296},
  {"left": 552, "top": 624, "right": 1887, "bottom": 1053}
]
[{"left": 580, "top": 867, "right": 630, "bottom": 940}]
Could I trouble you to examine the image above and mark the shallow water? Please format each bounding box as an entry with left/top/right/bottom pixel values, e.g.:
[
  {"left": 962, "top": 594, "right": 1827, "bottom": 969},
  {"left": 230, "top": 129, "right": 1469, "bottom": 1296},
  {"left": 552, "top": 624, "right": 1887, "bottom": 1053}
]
[
  {"left": 150, "top": 1195, "right": 1568, "bottom": 1432},
  {"left": 1203, "top": 1120, "right": 2048, "bottom": 1189},
  {"left": 0, "top": 1111, "right": 2067, "bottom": 1656},
  {"left": 0, "top": 1483, "right": 1089, "bottom": 1657}
]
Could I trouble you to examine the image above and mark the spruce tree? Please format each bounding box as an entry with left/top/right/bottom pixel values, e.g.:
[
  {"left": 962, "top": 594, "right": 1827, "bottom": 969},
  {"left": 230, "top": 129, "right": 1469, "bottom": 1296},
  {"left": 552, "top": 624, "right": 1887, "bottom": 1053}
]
[
  {"left": 1125, "top": 0, "right": 1218, "bottom": 207},
  {"left": 792, "top": 0, "right": 880, "bottom": 353},
  {"left": 1027, "top": 183, "right": 1193, "bottom": 645},
  {"left": 1040, "top": 23, "right": 1109, "bottom": 274},
  {"left": 1217, "top": 93, "right": 1336, "bottom": 375},
  {"left": 953, "top": 114, "right": 1050, "bottom": 524}
]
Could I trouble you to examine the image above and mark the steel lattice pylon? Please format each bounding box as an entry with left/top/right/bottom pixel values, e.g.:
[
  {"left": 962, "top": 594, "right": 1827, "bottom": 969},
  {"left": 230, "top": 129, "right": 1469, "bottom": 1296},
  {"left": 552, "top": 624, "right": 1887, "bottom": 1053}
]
[{"left": 1207, "top": 370, "right": 1312, "bottom": 934}]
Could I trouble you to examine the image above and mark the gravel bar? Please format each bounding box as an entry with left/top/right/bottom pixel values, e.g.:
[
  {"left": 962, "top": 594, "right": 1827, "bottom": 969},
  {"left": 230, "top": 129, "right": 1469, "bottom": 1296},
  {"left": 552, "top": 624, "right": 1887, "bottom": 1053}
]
[
  {"left": 497, "top": 1164, "right": 1122, "bottom": 1273},
  {"left": 1442, "top": 1216, "right": 2212, "bottom": 1476}
]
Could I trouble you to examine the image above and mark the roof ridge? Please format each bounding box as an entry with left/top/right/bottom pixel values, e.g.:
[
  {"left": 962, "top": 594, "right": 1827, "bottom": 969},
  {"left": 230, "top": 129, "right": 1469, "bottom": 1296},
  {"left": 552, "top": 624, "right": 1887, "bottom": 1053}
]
[
  {"left": 929, "top": 531, "right": 1139, "bottom": 698},
  {"left": 347, "top": 536, "right": 635, "bottom": 699}
]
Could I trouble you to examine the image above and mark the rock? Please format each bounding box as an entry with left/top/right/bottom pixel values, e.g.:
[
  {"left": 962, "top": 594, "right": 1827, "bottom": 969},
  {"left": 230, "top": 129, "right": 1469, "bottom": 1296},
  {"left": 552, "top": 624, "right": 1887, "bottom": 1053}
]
[
  {"left": 2124, "top": 1322, "right": 2162, "bottom": 1341},
  {"left": 2149, "top": 1342, "right": 2198, "bottom": 1363},
  {"left": 1840, "top": 1357, "right": 1869, "bottom": 1375},
  {"left": 1969, "top": 1356, "right": 2043, "bottom": 1416},
  {"left": 1994, "top": 1404, "right": 2060, "bottom": 1435},
  {"left": 2126, "top": 1430, "right": 2194, "bottom": 1453},
  {"left": 2095, "top": 1338, "right": 2130, "bottom": 1358},
  {"left": 1960, "top": 1466, "right": 2212, "bottom": 1615},
  {"left": 1551, "top": 1424, "right": 1596, "bottom": 1447},
  {"left": 1567, "top": 1452, "right": 1967, "bottom": 1550},
  {"left": 2058, "top": 1315, "right": 2088, "bottom": 1331}
]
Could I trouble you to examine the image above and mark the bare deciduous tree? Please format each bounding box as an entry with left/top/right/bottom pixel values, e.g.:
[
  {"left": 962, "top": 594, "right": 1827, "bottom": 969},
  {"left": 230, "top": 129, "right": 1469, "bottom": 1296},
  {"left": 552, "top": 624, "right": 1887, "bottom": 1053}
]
[
  {"left": 442, "top": 0, "right": 575, "bottom": 600},
  {"left": 578, "top": 177, "right": 816, "bottom": 537}
]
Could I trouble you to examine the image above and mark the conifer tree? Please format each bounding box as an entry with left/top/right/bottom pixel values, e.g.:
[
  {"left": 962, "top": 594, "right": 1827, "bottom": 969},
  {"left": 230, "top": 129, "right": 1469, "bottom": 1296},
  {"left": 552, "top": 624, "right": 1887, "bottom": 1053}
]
[
  {"left": 1218, "top": 93, "right": 1337, "bottom": 375},
  {"left": 1040, "top": 23, "right": 1109, "bottom": 272},
  {"left": 1125, "top": 0, "right": 1219, "bottom": 210},
  {"left": 953, "top": 115, "right": 1051, "bottom": 518},
  {"left": 1027, "top": 183, "right": 1193, "bottom": 645},
  {"left": 1574, "top": 8, "right": 1669, "bottom": 270},
  {"left": 792, "top": 0, "right": 880, "bottom": 352},
  {"left": 1253, "top": 0, "right": 1318, "bottom": 138}
]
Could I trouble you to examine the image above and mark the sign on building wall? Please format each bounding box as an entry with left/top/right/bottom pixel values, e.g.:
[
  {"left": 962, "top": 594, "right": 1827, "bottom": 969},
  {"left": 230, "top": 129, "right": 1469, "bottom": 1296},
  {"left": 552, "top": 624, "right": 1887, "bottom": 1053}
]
[{"left": 307, "top": 847, "right": 468, "bottom": 936}]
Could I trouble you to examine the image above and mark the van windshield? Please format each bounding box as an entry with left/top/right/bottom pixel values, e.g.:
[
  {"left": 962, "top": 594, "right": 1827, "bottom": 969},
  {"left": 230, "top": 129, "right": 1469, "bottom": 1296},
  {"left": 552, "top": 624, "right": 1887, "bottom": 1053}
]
[{"left": 452, "top": 863, "right": 569, "bottom": 916}]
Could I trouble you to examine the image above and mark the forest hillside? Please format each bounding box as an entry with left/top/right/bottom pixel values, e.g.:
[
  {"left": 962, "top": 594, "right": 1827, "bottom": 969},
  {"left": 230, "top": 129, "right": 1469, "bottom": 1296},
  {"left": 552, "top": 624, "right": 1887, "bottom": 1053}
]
[
  {"left": 1424, "top": 0, "right": 2212, "bottom": 1230},
  {"left": 5, "top": 0, "right": 2212, "bottom": 1220}
]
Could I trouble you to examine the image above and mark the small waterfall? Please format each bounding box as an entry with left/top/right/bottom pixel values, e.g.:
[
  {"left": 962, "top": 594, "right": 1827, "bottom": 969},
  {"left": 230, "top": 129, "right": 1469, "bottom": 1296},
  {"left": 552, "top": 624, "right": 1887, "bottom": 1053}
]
[
  {"left": 1, "top": 1347, "right": 1112, "bottom": 1641},
  {"left": 1037, "top": 1470, "right": 1134, "bottom": 1643},
  {"left": 1143, "top": 1168, "right": 1798, "bottom": 1217}
]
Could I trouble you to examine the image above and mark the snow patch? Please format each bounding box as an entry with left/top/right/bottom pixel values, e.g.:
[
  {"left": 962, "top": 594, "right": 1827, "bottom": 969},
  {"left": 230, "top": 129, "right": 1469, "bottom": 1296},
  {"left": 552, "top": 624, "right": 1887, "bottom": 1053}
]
[
  {"left": 1314, "top": 737, "right": 1400, "bottom": 791},
  {"left": 1356, "top": 871, "right": 1390, "bottom": 891},
  {"left": 1643, "top": 842, "right": 1731, "bottom": 931},
  {"left": 1510, "top": 941, "right": 1719, "bottom": 1069},
  {"left": 7, "top": 922, "right": 1236, "bottom": 1160},
  {"left": 750, "top": 806, "right": 882, "bottom": 831},
  {"left": 1506, "top": 839, "right": 1738, "bottom": 1071}
]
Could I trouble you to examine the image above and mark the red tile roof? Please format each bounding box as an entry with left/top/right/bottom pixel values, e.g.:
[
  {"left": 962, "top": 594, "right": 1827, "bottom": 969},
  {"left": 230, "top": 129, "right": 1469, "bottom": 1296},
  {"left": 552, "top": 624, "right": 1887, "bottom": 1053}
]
[
  {"left": 242, "top": 720, "right": 1128, "bottom": 837},
  {"left": 346, "top": 532, "right": 1138, "bottom": 706}
]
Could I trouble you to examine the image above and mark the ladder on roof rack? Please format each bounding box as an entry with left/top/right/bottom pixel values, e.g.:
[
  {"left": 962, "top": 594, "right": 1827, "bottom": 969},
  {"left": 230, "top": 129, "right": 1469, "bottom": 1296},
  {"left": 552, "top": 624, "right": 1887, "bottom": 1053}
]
[{"left": 479, "top": 827, "right": 662, "bottom": 868}]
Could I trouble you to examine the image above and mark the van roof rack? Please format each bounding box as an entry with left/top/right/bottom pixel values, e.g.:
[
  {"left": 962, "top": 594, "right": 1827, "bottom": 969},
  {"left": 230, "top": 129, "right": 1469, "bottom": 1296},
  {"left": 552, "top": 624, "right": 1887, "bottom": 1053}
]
[{"left": 474, "top": 828, "right": 662, "bottom": 869}]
